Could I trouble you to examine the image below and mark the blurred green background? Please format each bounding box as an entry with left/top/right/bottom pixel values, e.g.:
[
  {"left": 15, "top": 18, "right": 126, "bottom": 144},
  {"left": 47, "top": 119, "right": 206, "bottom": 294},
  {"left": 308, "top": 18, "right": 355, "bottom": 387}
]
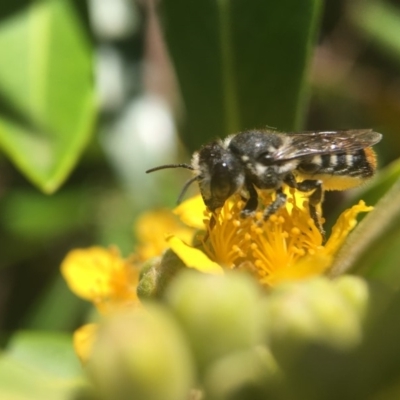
[{"left": 1, "top": 0, "right": 400, "bottom": 397}]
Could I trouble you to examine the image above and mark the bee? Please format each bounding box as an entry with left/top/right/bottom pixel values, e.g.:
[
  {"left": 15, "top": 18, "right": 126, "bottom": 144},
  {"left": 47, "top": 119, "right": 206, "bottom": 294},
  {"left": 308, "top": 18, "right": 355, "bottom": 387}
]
[{"left": 146, "top": 129, "right": 382, "bottom": 237}]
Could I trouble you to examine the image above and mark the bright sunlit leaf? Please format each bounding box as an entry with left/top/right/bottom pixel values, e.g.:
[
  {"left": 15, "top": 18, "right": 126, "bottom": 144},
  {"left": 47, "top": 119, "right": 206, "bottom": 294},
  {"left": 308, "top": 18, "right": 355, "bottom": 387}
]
[
  {"left": 0, "top": 0, "right": 96, "bottom": 193},
  {"left": 0, "top": 331, "right": 88, "bottom": 399}
]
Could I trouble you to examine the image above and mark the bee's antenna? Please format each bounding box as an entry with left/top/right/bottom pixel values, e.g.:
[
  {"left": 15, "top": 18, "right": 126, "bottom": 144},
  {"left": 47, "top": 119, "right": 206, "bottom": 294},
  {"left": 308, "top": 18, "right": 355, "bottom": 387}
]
[
  {"left": 177, "top": 175, "right": 199, "bottom": 204},
  {"left": 146, "top": 163, "right": 194, "bottom": 173}
]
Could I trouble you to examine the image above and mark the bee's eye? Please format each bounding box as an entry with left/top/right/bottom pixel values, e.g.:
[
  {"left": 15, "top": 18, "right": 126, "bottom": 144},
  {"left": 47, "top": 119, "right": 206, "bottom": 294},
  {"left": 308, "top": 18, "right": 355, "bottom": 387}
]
[{"left": 257, "top": 151, "right": 275, "bottom": 165}]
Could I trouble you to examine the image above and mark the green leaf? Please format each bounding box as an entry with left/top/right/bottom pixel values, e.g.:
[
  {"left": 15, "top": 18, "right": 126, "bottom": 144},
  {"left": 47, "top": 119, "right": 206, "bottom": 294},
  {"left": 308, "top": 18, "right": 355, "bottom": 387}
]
[
  {"left": 0, "top": 0, "right": 96, "bottom": 193},
  {"left": 160, "top": 0, "right": 322, "bottom": 151},
  {"left": 1, "top": 189, "right": 93, "bottom": 241},
  {"left": 329, "top": 176, "right": 400, "bottom": 290},
  {"left": 6, "top": 331, "right": 81, "bottom": 378},
  {"left": 23, "top": 275, "right": 89, "bottom": 331},
  {"left": 0, "top": 331, "right": 90, "bottom": 399}
]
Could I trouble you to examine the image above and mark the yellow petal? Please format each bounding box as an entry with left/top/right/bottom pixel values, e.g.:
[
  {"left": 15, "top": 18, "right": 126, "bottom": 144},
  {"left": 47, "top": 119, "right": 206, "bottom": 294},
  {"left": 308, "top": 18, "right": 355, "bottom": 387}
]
[
  {"left": 266, "top": 254, "right": 333, "bottom": 286},
  {"left": 60, "top": 246, "right": 135, "bottom": 304},
  {"left": 135, "top": 210, "right": 195, "bottom": 260},
  {"left": 173, "top": 195, "right": 206, "bottom": 229},
  {"left": 73, "top": 323, "right": 98, "bottom": 364},
  {"left": 325, "top": 201, "right": 373, "bottom": 255},
  {"left": 167, "top": 236, "right": 223, "bottom": 274}
]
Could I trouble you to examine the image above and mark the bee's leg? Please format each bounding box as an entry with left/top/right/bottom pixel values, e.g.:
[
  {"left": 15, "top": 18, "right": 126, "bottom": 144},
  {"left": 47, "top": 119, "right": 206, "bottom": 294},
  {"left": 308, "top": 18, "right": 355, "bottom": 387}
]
[
  {"left": 290, "top": 178, "right": 325, "bottom": 241},
  {"left": 209, "top": 213, "right": 216, "bottom": 230},
  {"left": 240, "top": 182, "right": 259, "bottom": 217},
  {"left": 261, "top": 187, "right": 287, "bottom": 222}
]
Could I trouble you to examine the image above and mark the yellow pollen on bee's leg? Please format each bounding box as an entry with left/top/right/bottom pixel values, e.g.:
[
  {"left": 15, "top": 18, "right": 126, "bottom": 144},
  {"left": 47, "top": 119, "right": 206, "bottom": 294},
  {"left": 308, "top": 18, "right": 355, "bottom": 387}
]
[{"left": 255, "top": 211, "right": 263, "bottom": 221}]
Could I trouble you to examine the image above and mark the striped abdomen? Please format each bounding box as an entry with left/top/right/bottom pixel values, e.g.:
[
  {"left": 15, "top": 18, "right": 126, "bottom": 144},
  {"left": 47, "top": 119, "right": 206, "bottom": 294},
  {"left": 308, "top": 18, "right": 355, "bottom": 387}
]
[{"left": 296, "top": 148, "right": 377, "bottom": 190}]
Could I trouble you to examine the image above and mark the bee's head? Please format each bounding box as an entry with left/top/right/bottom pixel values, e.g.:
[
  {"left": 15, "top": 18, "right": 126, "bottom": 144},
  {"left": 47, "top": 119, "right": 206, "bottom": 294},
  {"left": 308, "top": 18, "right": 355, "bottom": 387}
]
[
  {"left": 194, "top": 141, "right": 245, "bottom": 212},
  {"left": 146, "top": 140, "right": 245, "bottom": 210}
]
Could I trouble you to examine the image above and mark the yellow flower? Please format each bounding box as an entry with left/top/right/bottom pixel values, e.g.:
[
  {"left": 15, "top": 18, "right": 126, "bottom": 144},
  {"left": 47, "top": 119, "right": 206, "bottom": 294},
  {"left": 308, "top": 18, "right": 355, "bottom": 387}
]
[
  {"left": 73, "top": 323, "right": 98, "bottom": 364},
  {"left": 61, "top": 246, "right": 139, "bottom": 315},
  {"left": 61, "top": 190, "right": 372, "bottom": 362},
  {"left": 61, "top": 210, "right": 194, "bottom": 362},
  {"left": 135, "top": 209, "right": 195, "bottom": 260},
  {"left": 169, "top": 190, "right": 372, "bottom": 286},
  {"left": 173, "top": 195, "right": 207, "bottom": 229},
  {"left": 61, "top": 247, "right": 140, "bottom": 362},
  {"left": 167, "top": 235, "right": 223, "bottom": 274}
]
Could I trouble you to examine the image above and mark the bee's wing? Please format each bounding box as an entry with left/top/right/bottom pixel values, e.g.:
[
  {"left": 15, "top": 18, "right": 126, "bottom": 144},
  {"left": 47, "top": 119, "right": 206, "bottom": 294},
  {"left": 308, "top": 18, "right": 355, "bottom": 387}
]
[{"left": 275, "top": 129, "right": 382, "bottom": 160}]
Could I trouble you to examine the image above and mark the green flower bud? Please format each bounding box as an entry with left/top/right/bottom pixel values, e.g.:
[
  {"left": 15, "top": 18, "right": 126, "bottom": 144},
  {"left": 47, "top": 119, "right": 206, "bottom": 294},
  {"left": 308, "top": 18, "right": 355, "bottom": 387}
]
[
  {"left": 136, "top": 256, "right": 161, "bottom": 299},
  {"left": 165, "top": 271, "right": 264, "bottom": 371},
  {"left": 263, "top": 277, "right": 369, "bottom": 362},
  {"left": 203, "top": 345, "right": 280, "bottom": 400},
  {"left": 88, "top": 305, "right": 195, "bottom": 400},
  {"left": 137, "top": 249, "right": 186, "bottom": 300},
  {"left": 333, "top": 275, "right": 369, "bottom": 318}
]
